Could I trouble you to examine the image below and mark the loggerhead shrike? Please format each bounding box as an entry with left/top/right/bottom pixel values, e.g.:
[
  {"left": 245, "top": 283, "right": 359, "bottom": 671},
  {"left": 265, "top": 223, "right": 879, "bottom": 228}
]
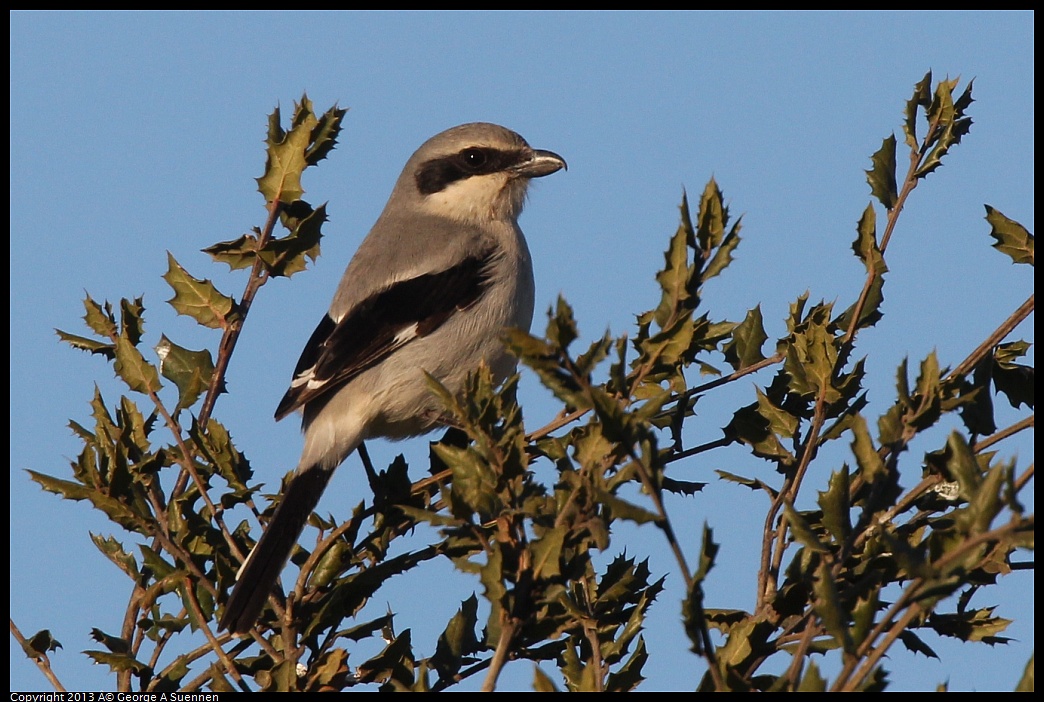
[{"left": 220, "top": 122, "right": 566, "bottom": 634}]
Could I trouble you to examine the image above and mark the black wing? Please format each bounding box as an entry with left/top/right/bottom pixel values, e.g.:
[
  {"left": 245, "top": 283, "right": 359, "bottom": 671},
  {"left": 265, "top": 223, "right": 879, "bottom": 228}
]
[{"left": 274, "top": 249, "right": 496, "bottom": 421}]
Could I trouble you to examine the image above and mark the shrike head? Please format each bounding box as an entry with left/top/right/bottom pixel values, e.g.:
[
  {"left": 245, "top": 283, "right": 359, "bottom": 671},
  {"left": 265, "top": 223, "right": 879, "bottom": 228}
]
[{"left": 394, "top": 122, "right": 567, "bottom": 225}]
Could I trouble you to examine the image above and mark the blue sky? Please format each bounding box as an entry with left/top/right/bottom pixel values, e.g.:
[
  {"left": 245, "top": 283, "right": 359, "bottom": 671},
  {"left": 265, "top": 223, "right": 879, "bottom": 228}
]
[{"left": 10, "top": 11, "right": 1034, "bottom": 692}]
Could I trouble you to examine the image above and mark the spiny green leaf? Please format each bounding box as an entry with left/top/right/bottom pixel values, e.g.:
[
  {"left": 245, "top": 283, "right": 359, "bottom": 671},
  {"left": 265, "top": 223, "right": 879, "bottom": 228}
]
[
  {"left": 162, "top": 253, "right": 236, "bottom": 329},
  {"left": 118, "top": 297, "right": 146, "bottom": 346},
  {"left": 259, "top": 201, "right": 327, "bottom": 277},
  {"left": 898, "top": 630, "right": 939, "bottom": 659},
  {"left": 916, "top": 76, "right": 973, "bottom": 178},
  {"left": 784, "top": 305, "right": 841, "bottom": 402},
  {"left": 722, "top": 305, "right": 767, "bottom": 371},
  {"left": 56, "top": 329, "right": 115, "bottom": 359},
  {"left": 661, "top": 476, "right": 706, "bottom": 495},
  {"left": 851, "top": 203, "right": 886, "bottom": 275},
  {"left": 694, "top": 523, "right": 718, "bottom": 585},
  {"left": 82, "top": 294, "right": 118, "bottom": 338},
  {"left": 599, "top": 491, "right": 659, "bottom": 525},
  {"left": 850, "top": 414, "right": 886, "bottom": 485},
  {"left": 817, "top": 464, "right": 851, "bottom": 545},
  {"left": 203, "top": 230, "right": 260, "bottom": 271},
  {"left": 38, "top": 464, "right": 147, "bottom": 533},
  {"left": 533, "top": 665, "right": 560, "bottom": 692},
  {"left": 651, "top": 194, "right": 698, "bottom": 327},
  {"left": 304, "top": 103, "right": 349, "bottom": 166},
  {"left": 605, "top": 636, "right": 648, "bottom": 692},
  {"left": 90, "top": 533, "right": 139, "bottom": 580},
  {"left": 992, "top": 341, "right": 1034, "bottom": 410},
  {"left": 114, "top": 335, "right": 162, "bottom": 396},
  {"left": 477, "top": 545, "right": 507, "bottom": 646},
  {"left": 310, "top": 540, "right": 346, "bottom": 589},
  {"left": 927, "top": 607, "right": 1012, "bottom": 643},
  {"left": 958, "top": 357, "right": 996, "bottom": 436},
  {"left": 715, "top": 470, "right": 779, "bottom": 498},
  {"left": 984, "top": 205, "right": 1034, "bottom": 266},
  {"left": 547, "top": 296, "right": 579, "bottom": 351},
  {"left": 834, "top": 204, "right": 887, "bottom": 332},
  {"left": 695, "top": 178, "right": 727, "bottom": 257},
  {"left": 83, "top": 650, "right": 150, "bottom": 675},
  {"left": 90, "top": 627, "right": 130, "bottom": 654},
  {"left": 703, "top": 216, "right": 742, "bottom": 282},
  {"left": 530, "top": 526, "right": 566, "bottom": 579},
  {"left": 902, "top": 351, "right": 943, "bottom": 430},
  {"left": 866, "top": 135, "right": 898, "bottom": 210},
  {"left": 784, "top": 502, "right": 830, "bottom": 553},
  {"left": 902, "top": 71, "right": 933, "bottom": 150},
  {"left": 723, "top": 400, "right": 796, "bottom": 467},
  {"left": 430, "top": 595, "right": 481, "bottom": 679},
  {"left": 257, "top": 95, "right": 345, "bottom": 204},
  {"left": 155, "top": 335, "right": 216, "bottom": 414},
  {"left": 813, "top": 559, "right": 853, "bottom": 653},
  {"left": 307, "top": 648, "right": 351, "bottom": 692},
  {"left": 190, "top": 417, "right": 253, "bottom": 493},
  {"left": 797, "top": 660, "right": 826, "bottom": 692}
]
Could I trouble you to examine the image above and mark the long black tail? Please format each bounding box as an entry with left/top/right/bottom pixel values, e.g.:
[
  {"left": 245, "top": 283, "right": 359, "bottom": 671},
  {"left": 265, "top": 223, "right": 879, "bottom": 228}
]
[{"left": 220, "top": 465, "right": 333, "bottom": 634}]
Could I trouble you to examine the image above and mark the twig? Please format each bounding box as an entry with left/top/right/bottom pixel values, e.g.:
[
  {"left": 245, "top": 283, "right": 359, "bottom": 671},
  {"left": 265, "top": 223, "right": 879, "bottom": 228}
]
[
  {"left": 974, "top": 414, "right": 1035, "bottom": 453},
  {"left": 182, "top": 577, "right": 251, "bottom": 692},
  {"left": 481, "top": 618, "right": 520, "bottom": 692},
  {"left": 946, "top": 293, "right": 1035, "bottom": 382},
  {"left": 196, "top": 199, "right": 284, "bottom": 430}
]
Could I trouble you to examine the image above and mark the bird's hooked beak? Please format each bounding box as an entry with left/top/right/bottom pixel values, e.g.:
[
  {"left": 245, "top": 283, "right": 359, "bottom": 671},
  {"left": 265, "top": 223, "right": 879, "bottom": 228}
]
[{"left": 512, "top": 149, "right": 567, "bottom": 179}]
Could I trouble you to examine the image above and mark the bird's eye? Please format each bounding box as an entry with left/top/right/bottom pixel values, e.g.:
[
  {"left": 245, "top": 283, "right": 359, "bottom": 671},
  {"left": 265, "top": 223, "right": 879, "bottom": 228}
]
[{"left": 460, "top": 148, "right": 489, "bottom": 170}]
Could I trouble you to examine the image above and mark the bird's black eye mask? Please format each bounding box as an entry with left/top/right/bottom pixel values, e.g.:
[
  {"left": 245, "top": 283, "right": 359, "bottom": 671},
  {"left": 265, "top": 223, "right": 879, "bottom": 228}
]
[{"left": 415, "top": 146, "right": 528, "bottom": 195}]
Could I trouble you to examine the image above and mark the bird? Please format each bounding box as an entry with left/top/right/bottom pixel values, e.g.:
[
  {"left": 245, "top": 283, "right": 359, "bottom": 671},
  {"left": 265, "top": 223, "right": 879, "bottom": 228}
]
[{"left": 219, "top": 122, "right": 566, "bottom": 634}]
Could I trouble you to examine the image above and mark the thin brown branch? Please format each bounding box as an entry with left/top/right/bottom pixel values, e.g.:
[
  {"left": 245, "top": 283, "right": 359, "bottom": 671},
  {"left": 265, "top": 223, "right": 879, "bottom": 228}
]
[
  {"left": 582, "top": 619, "right": 606, "bottom": 692},
  {"left": 481, "top": 618, "right": 520, "bottom": 692},
  {"left": 664, "top": 436, "right": 732, "bottom": 464},
  {"left": 946, "top": 293, "right": 1034, "bottom": 382},
  {"left": 196, "top": 200, "right": 284, "bottom": 429},
  {"left": 760, "top": 388, "right": 828, "bottom": 611},
  {"left": 842, "top": 157, "right": 919, "bottom": 346},
  {"left": 838, "top": 602, "right": 923, "bottom": 692},
  {"left": 675, "top": 352, "right": 785, "bottom": 405},
  {"left": 781, "top": 617, "right": 819, "bottom": 690},
  {"left": 1014, "top": 462, "right": 1034, "bottom": 493},
  {"left": 528, "top": 406, "right": 590, "bottom": 441},
  {"left": 150, "top": 390, "right": 243, "bottom": 559},
  {"left": 974, "top": 414, "right": 1035, "bottom": 453},
  {"left": 182, "top": 577, "right": 251, "bottom": 692},
  {"left": 624, "top": 443, "right": 725, "bottom": 690}
]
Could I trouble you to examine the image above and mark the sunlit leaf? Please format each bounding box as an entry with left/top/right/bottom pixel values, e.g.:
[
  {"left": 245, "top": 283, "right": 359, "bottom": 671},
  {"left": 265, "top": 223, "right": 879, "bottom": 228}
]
[
  {"left": 984, "top": 205, "right": 1034, "bottom": 266},
  {"left": 162, "top": 253, "right": 236, "bottom": 329},
  {"left": 866, "top": 135, "right": 898, "bottom": 210}
]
